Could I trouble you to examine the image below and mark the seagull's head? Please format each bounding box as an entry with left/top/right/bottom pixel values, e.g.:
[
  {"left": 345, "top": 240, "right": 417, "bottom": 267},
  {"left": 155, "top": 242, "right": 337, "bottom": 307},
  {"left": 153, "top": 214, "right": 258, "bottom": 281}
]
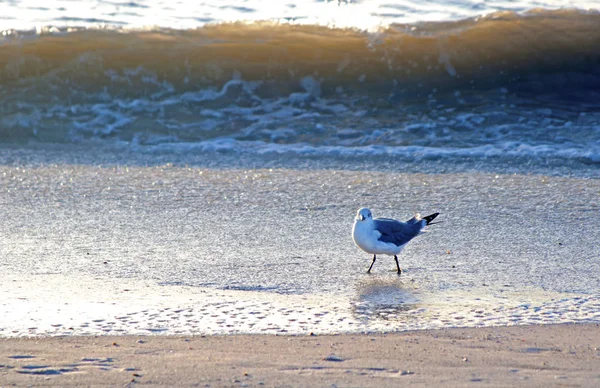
[{"left": 356, "top": 207, "right": 372, "bottom": 222}]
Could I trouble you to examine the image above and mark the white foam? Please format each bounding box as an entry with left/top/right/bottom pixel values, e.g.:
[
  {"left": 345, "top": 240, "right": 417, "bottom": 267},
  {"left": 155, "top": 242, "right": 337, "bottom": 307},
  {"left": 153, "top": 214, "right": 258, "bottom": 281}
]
[
  {"left": 7, "top": 66, "right": 599, "bottom": 167},
  {"left": 1, "top": 274, "right": 598, "bottom": 337},
  {"left": 136, "top": 138, "right": 600, "bottom": 165}
]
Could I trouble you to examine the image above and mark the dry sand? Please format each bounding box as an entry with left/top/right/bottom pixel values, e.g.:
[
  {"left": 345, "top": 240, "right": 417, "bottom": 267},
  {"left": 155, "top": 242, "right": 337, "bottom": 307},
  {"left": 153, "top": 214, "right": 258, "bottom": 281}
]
[{"left": 1, "top": 323, "right": 599, "bottom": 387}]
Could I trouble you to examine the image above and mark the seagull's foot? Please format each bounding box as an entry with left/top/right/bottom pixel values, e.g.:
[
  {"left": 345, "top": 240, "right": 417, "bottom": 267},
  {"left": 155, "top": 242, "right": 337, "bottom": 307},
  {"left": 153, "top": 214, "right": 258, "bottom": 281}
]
[{"left": 396, "top": 269, "right": 402, "bottom": 275}]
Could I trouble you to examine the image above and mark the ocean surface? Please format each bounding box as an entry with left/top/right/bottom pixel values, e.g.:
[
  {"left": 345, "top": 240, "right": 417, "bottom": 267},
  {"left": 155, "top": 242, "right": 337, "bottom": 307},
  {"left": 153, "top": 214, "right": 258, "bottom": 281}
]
[{"left": 0, "top": 0, "right": 599, "bottom": 337}]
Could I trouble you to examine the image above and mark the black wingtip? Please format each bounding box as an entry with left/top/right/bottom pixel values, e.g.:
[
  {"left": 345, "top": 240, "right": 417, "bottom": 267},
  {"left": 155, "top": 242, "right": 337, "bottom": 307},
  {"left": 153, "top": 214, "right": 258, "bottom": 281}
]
[{"left": 423, "top": 212, "right": 440, "bottom": 225}]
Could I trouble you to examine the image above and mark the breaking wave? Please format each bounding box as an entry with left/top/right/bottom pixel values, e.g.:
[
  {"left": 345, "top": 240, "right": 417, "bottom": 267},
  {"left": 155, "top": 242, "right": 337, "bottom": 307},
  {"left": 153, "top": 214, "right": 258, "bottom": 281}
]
[{"left": 1, "top": 9, "right": 599, "bottom": 164}]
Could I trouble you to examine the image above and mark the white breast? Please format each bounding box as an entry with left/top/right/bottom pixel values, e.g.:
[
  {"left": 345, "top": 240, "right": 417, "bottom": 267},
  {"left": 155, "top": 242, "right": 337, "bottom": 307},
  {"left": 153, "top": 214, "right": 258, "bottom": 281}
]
[{"left": 352, "top": 220, "right": 403, "bottom": 256}]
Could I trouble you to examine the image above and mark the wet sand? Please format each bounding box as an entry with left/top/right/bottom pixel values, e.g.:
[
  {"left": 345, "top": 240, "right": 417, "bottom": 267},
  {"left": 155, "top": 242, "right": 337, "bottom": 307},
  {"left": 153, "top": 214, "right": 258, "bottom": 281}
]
[
  {"left": 2, "top": 324, "right": 599, "bottom": 387},
  {"left": 1, "top": 154, "right": 600, "bottom": 338}
]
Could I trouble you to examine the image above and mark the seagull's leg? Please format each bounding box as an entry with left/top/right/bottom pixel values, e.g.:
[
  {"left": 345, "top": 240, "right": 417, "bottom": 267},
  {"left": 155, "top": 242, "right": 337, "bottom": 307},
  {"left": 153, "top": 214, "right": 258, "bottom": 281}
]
[
  {"left": 394, "top": 255, "right": 402, "bottom": 275},
  {"left": 367, "top": 254, "right": 376, "bottom": 273}
]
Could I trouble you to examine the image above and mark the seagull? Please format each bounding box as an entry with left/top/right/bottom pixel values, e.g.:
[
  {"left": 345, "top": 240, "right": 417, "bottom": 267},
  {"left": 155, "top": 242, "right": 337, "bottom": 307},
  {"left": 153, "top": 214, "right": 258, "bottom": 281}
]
[{"left": 352, "top": 207, "right": 440, "bottom": 274}]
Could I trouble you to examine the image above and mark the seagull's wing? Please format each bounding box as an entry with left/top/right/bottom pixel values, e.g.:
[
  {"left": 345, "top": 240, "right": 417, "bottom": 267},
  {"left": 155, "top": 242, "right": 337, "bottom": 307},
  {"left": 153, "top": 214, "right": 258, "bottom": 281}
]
[{"left": 373, "top": 218, "right": 422, "bottom": 246}]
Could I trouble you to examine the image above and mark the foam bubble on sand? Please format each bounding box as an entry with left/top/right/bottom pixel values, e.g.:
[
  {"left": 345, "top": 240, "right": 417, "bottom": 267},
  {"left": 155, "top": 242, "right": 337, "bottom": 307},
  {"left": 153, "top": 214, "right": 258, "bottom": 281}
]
[{"left": 1, "top": 274, "right": 598, "bottom": 337}]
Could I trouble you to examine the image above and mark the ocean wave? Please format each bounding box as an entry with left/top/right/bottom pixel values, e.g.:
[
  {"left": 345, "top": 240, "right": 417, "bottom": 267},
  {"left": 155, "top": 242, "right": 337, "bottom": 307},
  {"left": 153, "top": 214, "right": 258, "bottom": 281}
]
[
  {"left": 1, "top": 9, "right": 599, "bottom": 165},
  {"left": 3, "top": 9, "right": 599, "bottom": 94}
]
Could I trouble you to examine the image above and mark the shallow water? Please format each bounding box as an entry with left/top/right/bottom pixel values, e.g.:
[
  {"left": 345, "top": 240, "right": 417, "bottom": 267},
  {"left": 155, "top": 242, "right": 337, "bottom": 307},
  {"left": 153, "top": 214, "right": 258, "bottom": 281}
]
[{"left": 1, "top": 147, "right": 598, "bottom": 336}]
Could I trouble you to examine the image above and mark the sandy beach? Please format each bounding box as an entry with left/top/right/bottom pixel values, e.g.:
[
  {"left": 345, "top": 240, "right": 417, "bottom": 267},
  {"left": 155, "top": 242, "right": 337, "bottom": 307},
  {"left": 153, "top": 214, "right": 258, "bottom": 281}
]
[{"left": 1, "top": 324, "right": 599, "bottom": 387}]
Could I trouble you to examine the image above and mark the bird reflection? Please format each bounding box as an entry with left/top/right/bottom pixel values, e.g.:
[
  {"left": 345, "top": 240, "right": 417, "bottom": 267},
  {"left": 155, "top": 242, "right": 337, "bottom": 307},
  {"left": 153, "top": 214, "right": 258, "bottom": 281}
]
[{"left": 352, "top": 278, "right": 419, "bottom": 322}]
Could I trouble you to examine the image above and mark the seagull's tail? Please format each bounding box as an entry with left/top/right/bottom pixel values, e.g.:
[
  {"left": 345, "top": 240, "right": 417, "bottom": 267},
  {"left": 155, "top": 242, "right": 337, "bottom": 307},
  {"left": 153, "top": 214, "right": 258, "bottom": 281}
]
[{"left": 422, "top": 213, "right": 440, "bottom": 225}]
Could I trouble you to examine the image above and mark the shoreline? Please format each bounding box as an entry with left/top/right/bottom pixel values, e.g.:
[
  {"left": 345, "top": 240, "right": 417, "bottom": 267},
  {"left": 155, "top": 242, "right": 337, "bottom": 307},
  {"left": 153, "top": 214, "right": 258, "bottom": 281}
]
[
  {"left": 2, "top": 273, "right": 599, "bottom": 338},
  {"left": 2, "top": 323, "right": 599, "bottom": 387},
  {"left": 1, "top": 142, "right": 598, "bottom": 178}
]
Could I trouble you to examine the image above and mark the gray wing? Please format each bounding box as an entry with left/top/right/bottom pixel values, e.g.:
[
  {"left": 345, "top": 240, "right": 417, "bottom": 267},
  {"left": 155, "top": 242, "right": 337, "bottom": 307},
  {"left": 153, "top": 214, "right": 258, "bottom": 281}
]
[{"left": 373, "top": 217, "right": 422, "bottom": 246}]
